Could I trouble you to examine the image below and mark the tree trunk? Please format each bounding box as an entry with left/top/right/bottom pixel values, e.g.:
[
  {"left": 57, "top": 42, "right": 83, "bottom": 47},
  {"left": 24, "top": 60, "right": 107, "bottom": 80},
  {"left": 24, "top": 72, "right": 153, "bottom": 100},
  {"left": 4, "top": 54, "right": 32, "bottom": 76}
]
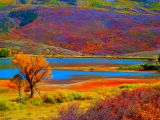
[
  {"left": 18, "top": 88, "right": 21, "bottom": 97},
  {"left": 18, "top": 87, "right": 22, "bottom": 102},
  {"left": 30, "top": 86, "right": 34, "bottom": 98}
]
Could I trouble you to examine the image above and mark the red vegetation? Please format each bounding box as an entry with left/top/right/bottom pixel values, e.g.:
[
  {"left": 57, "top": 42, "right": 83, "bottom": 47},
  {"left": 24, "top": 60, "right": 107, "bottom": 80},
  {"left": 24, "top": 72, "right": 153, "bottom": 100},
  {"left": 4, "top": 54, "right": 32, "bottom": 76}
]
[
  {"left": 57, "top": 87, "right": 160, "bottom": 120},
  {"left": 0, "top": 80, "right": 16, "bottom": 89},
  {"left": 0, "top": 80, "right": 55, "bottom": 92},
  {"left": 5, "top": 7, "right": 160, "bottom": 55},
  {"left": 71, "top": 79, "right": 159, "bottom": 91}
]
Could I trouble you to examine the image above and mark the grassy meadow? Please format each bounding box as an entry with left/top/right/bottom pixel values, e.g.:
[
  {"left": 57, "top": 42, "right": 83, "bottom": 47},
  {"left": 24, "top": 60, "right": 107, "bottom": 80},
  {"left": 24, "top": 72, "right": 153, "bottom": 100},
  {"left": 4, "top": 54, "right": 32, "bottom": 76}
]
[{"left": 0, "top": 79, "right": 160, "bottom": 119}]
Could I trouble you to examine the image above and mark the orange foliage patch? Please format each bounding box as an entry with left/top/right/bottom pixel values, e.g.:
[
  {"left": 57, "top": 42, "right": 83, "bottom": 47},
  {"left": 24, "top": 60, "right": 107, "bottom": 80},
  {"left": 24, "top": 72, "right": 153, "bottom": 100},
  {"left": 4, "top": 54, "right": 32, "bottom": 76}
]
[
  {"left": 1, "top": 78, "right": 159, "bottom": 92},
  {"left": 0, "top": 80, "right": 17, "bottom": 89},
  {"left": 71, "top": 79, "right": 159, "bottom": 92}
]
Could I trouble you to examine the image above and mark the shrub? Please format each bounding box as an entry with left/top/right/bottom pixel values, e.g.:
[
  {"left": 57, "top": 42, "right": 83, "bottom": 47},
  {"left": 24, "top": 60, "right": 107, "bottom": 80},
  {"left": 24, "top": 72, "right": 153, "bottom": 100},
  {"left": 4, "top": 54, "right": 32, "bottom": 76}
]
[
  {"left": 141, "top": 64, "right": 159, "bottom": 70},
  {"left": 118, "top": 64, "right": 143, "bottom": 71},
  {"left": 57, "top": 103, "right": 82, "bottom": 120},
  {"left": 119, "top": 84, "right": 143, "bottom": 90},
  {"left": 55, "top": 87, "right": 160, "bottom": 120},
  {"left": 68, "top": 91, "right": 97, "bottom": 101},
  {"left": 85, "top": 88, "right": 160, "bottom": 120},
  {"left": 136, "top": 101, "right": 160, "bottom": 120},
  {"left": 43, "top": 90, "right": 95, "bottom": 104},
  {"left": 14, "top": 95, "right": 30, "bottom": 103},
  {"left": 68, "top": 91, "right": 82, "bottom": 101},
  {"left": 0, "top": 48, "right": 10, "bottom": 57},
  {"left": 118, "top": 64, "right": 160, "bottom": 71},
  {"left": 42, "top": 94, "right": 56, "bottom": 104},
  {"left": 53, "top": 89, "right": 69, "bottom": 103},
  {"left": 31, "top": 98, "right": 44, "bottom": 106},
  {"left": 92, "top": 87, "right": 121, "bottom": 99}
]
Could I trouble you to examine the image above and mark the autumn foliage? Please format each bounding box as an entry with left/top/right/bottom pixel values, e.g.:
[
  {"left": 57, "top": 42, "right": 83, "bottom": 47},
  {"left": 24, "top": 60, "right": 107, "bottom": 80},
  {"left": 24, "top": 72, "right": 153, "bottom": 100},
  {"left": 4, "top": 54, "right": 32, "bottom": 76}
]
[
  {"left": 12, "top": 54, "right": 51, "bottom": 98},
  {"left": 56, "top": 87, "right": 160, "bottom": 120},
  {"left": 10, "top": 74, "right": 24, "bottom": 101}
]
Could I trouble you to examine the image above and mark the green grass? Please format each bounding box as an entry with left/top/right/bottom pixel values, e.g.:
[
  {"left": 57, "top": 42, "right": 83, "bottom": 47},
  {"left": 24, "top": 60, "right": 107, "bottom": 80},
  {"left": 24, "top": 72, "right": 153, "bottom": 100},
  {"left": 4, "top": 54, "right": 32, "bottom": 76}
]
[
  {"left": 0, "top": 2, "right": 8, "bottom": 7},
  {"left": 118, "top": 64, "right": 143, "bottom": 71},
  {"left": 118, "top": 64, "right": 160, "bottom": 71}
]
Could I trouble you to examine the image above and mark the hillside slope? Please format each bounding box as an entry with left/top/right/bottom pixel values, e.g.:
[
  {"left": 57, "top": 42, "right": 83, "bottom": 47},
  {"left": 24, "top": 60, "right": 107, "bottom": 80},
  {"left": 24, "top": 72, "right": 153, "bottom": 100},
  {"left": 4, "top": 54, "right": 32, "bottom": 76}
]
[
  {"left": 5, "top": 7, "right": 159, "bottom": 55},
  {"left": 0, "top": 40, "right": 82, "bottom": 55},
  {"left": 0, "top": 3, "right": 160, "bottom": 55}
]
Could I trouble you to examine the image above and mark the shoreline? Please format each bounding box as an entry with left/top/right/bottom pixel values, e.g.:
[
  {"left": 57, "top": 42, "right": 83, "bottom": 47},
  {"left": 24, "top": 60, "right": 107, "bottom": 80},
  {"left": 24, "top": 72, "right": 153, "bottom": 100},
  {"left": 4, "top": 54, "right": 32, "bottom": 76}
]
[
  {"left": 53, "top": 66, "right": 159, "bottom": 73},
  {"left": 0, "top": 55, "right": 155, "bottom": 60}
]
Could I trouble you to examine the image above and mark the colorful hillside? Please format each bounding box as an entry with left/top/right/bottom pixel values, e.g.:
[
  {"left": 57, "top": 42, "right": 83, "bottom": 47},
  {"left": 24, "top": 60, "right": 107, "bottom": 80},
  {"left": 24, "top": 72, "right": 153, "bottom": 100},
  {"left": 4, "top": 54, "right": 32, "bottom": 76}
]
[{"left": 0, "top": 0, "right": 160, "bottom": 55}]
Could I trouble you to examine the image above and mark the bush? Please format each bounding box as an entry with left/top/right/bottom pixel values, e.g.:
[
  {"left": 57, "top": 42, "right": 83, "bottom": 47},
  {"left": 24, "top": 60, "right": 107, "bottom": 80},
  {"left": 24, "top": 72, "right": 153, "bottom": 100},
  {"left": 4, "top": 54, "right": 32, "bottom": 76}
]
[
  {"left": 57, "top": 103, "right": 82, "bottom": 120},
  {"left": 14, "top": 95, "right": 30, "bottom": 103},
  {"left": 68, "top": 91, "right": 83, "bottom": 101},
  {"left": 0, "top": 48, "right": 10, "bottom": 57},
  {"left": 118, "top": 64, "right": 143, "bottom": 71},
  {"left": 141, "top": 64, "right": 159, "bottom": 70},
  {"left": 68, "top": 91, "right": 97, "bottom": 101},
  {"left": 31, "top": 98, "right": 44, "bottom": 106},
  {"left": 136, "top": 101, "right": 160, "bottom": 120},
  {"left": 119, "top": 84, "right": 143, "bottom": 90},
  {"left": 92, "top": 87, "right": 121, "bottom": 99},
  {"left": 42, "top": 94, "right": 56, "bottom": 104},
  {"left": 42, "top": 89, "right": 69, "bottom": 104},
  {"left": 118, "top": 64, "right": 160, "bottom": 71},
  {"left": 53, "top": 89, "right": 69, "bottom": 103},
  {"left": 42, "top": 90, "right": 95, "bottom": 104},
  {"left": 55, "top": 87, "right": 160, "bottom": 120}
]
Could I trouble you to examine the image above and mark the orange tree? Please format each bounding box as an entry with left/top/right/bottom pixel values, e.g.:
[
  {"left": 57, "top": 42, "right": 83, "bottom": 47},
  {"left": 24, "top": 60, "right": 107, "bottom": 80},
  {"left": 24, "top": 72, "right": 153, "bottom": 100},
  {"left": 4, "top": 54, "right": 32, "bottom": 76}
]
[{"left": 12, "top": 54, "right": 51, "bottom": 98}]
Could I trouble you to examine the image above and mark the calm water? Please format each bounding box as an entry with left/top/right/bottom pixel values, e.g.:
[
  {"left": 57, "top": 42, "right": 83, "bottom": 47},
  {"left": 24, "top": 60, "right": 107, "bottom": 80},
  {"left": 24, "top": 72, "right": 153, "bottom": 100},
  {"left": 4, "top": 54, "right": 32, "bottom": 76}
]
[
  {"left": 46, "top": 58, "right": 146, "bottom": 64},
  {"left": 0, "top": 58, "right": 150, "bottom": 69},
  {"left": 0, "top": 58, "right": 158, "bottom": 80},
  {"left": 0, "top": 69, "right": 159, "bottom": 80}
]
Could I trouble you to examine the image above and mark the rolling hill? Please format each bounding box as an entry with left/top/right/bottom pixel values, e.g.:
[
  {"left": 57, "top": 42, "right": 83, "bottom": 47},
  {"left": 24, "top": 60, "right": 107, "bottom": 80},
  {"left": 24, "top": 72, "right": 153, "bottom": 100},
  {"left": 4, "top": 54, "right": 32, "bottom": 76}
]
[{"left": 0, "top": 1, "right": 160, "bottom": 55}]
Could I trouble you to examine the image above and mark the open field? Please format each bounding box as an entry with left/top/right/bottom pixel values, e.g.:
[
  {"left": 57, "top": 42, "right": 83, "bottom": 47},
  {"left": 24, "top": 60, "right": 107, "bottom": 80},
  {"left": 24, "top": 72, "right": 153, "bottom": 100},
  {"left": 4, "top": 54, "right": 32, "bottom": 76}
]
[{"left": 0, "top": 77, "right": 160, "bottom": 119}]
